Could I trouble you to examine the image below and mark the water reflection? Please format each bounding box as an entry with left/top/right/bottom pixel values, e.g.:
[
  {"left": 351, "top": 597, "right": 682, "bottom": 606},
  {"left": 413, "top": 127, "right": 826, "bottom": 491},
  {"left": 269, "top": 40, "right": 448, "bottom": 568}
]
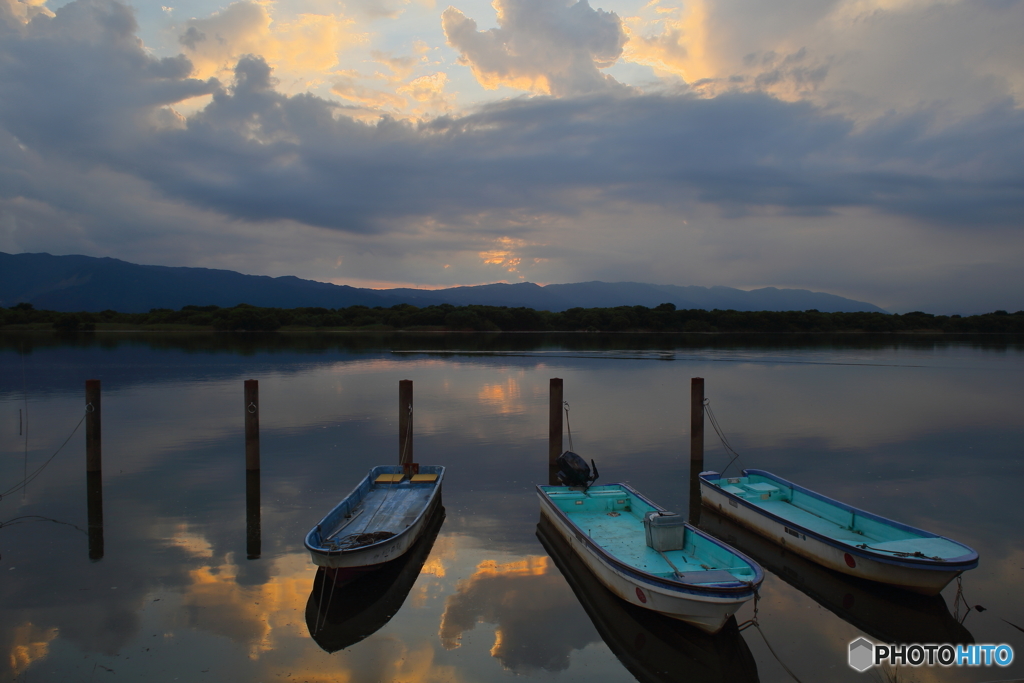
[
  {"left": 438, "top": 553, "right": 600, "bottom": 672},
  {"left": 306, "top": 506, "right": 446, "bottom": 652},
  {"left": 245, "top": 470, "right": 260, "bottom": 560},
  {"left": 1, "top": 333, "right": 1022, "bottom": 682},
  {"left": 87, "top": 470, "right": 104, "bottom": 561},
  {"left": 536, "top": 515, "right": 759, "bottom": 683},
  {"left": 700, "top": 508, "right": 973, "bottom": 645}
]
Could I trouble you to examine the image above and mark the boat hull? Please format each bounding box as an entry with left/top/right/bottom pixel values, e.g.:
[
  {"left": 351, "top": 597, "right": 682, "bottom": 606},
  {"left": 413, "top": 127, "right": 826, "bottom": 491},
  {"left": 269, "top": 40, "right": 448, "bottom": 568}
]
[
  {"left": 537, "top": 515, "right": 760, "bottom": 683},
  {"left": 700, "top": 507, "right": 973, "bottom": 646},
  {"left": 305, "top": 465, "right": 444, "bottom": 570},
  {"left": 306, "top": 505, "right": 446, "bottom": 652},
  {"left": 699, "top": 470, "right": 977, "bottom": 596},
  {"left": 537, "top": 484, "right": 761, "bottom": 634}
]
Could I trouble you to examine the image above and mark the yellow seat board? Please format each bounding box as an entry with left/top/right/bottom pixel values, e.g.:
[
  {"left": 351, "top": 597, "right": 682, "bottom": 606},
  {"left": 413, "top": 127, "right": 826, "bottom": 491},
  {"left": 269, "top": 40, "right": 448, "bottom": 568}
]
[
  {"left": 375, "top": 473, "right": 404, "bottom": 483},
  {"left": 410, "top": 473, "right": 438, "bottom": 483}
]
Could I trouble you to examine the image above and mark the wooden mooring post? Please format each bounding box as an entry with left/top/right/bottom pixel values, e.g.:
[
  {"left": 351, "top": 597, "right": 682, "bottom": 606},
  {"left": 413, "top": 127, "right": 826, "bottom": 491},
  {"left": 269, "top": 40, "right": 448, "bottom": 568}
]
[
  {"left": 689, "top": 377, "right": 704, "bottom": 525},
  {"left": 548, "top": 378, "right": 563, "bottom": 485},
  {"left": 244, "top": 380, "right": 260, "bottom": 471},
  {"left": 85, "top": 379, "right": 104, "bottom": 560},
  {"left": 399, "top": 380, "right": 417, "bottom": 475}
]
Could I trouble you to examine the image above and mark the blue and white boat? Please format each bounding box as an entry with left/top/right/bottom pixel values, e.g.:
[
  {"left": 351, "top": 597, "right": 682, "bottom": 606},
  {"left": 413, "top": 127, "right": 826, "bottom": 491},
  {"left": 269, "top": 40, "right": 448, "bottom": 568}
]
[
  {"left": 699, "top": 469, "right": 978, "bottom": 595},
  {"left": 305, "top": 465, "right": 444, "bottom": 573},
  {"left": 537, "top": 482, "right": 763, "bottom": 633}
]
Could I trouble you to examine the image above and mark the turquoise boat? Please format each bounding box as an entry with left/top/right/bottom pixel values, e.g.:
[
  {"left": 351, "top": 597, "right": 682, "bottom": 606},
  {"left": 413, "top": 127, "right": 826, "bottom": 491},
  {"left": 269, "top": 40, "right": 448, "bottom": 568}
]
[
  {"left": 699, "top": 469, "right": 978, "bottom": 595},
  {"left": 537, "top": 515, "right": 760, "bottom": 683},
  {"left": 700, "top": 507, "right": 974, "bottom": 646},
  {"left": 537, "top": 482, "right": 763, "bottom": 633}
]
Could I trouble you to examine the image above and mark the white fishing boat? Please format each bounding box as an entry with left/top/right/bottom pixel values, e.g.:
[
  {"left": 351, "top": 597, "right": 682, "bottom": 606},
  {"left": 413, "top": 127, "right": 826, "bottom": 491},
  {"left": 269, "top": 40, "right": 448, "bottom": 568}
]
[
  {"left": 699, "top": 469, "right": 978, "bottom": 595},
  {"left": 537, "top": 481, "right": 762, "bottom": 633},
  {"left": 305, "top": 465, "right": 444, "bottom": 572}
]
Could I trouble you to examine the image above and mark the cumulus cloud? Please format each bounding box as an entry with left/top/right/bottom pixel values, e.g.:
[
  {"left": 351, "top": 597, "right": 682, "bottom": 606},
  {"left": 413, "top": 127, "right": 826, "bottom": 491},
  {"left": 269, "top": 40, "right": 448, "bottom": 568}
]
[
  {"left": 626, "top": 0, "right": 1024, "bottom": 119},
  {"left": 442, "top": 0, "right": 628, "bottom": 96},
  {"left": 1, "top": 0, "right": 1023, "bottom": 311},
  {"left": 177, "top": 1, "right": 363, "bottom": 92},
  {"left": 0, "top": 0, "right": 53, "bottom": 24}
]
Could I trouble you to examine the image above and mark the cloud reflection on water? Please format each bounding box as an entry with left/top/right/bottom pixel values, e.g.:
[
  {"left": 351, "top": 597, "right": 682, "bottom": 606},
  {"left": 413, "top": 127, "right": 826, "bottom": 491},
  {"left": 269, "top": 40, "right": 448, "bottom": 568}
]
[
  {"left": 0, "top": 337, "right": 1022, "bottom": 682},
  {"left": 439, "top": 555, "right": 599, "bottom": 672}
]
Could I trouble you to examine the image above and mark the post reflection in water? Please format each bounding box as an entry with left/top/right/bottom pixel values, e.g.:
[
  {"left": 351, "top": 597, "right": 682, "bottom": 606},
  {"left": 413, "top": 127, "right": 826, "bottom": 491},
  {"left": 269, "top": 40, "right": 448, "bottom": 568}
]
[
  {"left": 2, "top": 333, "right": 1023, "bottom": 682},
  {"left": 700, "top": 508, "right": 974, "bottom": 646},
  {"left": 536, "top": 514, "right": 760, "bottom": 683},
  {"left": 305, "top": 506, "right": 446, "bottom": 653},
  {"left": 86, "top": 470, "right": 103, "bottom": 561},
  {"left": 245, "top": 469, "right": 261, "bottom": 560}
]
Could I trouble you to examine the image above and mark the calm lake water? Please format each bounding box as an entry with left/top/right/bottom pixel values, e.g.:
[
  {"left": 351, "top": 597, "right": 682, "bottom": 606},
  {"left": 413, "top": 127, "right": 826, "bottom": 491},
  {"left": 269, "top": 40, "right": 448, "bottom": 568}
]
[{"left": 1, "top": 333, "right": 1022, "bottom": 683}]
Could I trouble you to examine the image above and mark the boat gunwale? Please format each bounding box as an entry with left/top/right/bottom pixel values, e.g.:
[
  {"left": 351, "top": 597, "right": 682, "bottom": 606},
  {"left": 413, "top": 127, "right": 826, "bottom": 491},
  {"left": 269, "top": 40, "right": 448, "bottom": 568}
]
[
  {"left": 537, "top": 482, "right": 763, "bottom": 598},
  {"left": 304, "top": 465, "right": 445, "bottom": 558},
  {"left": 699, "top": 469, "right": 978, "bottom": 570}
]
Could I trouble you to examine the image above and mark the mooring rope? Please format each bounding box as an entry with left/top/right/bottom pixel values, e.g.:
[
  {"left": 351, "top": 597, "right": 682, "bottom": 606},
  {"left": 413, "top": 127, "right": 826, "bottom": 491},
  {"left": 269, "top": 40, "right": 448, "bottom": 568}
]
[
  {"left": 0, "top": 515, "right": 87, "bottom": 535},
  {"left": 0, "top": 409, "right": 89, "bottom": 503},
  {"left": 953, "top": 575, "right": 971, "bottom": 624},
  {"left": 854, "top": 542, "right": 942, "bottom": 560},
  {"left": 703, "top": 398, "right": 744, "bottom": 476},
  {"left": 563, "top": 400, "right": 574, "bottom": 453},
  {"left": 736, "top": 588, "right": 807, "bottom": 683}
]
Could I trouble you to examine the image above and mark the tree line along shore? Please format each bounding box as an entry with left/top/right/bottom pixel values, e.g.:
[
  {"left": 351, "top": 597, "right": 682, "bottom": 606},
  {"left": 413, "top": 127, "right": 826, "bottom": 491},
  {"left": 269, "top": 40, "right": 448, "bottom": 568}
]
[{"left": 2, "top": 302, "right": 1023, "bottom": 334}]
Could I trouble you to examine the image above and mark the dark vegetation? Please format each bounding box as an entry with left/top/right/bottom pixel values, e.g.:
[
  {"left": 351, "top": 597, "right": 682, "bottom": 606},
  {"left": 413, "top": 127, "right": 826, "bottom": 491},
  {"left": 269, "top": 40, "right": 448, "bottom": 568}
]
[{"left": 2, "top": 301, "right": 1023, "bottom": 334}]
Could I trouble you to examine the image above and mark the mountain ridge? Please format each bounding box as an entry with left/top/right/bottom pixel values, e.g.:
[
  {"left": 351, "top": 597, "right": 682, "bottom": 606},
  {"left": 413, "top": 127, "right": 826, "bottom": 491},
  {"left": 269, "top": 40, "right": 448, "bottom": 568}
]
[{"left": 0, "top": 252, "right": 888, "bottom": 313}]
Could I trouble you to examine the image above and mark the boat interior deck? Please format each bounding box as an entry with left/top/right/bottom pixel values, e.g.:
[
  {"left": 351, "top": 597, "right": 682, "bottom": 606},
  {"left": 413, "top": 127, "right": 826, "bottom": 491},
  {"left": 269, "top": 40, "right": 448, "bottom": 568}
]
[
  {"left": 544, "top": 486, "right": 756, "bottom": 585},
  {"left": 712, "top": 475, "right": 968, "bottom": 560},
  {"left": 317, "top": 477, "right": 437, "bottom": 549}
]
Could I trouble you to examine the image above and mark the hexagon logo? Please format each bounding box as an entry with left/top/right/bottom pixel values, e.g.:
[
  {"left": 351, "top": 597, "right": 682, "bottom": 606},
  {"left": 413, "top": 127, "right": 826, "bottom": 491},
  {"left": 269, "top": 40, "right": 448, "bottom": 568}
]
[{"left": 848, "top": 637, "right": 875, "bottom": 672}]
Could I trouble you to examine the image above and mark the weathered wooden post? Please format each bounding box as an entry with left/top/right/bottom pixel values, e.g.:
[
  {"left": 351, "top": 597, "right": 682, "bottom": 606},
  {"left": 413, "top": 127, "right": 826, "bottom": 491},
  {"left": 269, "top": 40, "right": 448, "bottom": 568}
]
[
  {"left": 244, "top": 379, "right": 260, "bottom": 471},
  {"left": 86, "top": 380, "right": 102, "bottom": 473},
  {"left": 399, "top": 380, "right": 416, "bottom": 475},
  {"left": 689, "top": 377, "right": 705, "bottom": 525},
  {"left": 549, "top": 378, "right": 563, "bottom": 485},
  {"left": 85, "top": 379, "right": 103, "bottom": 560}
]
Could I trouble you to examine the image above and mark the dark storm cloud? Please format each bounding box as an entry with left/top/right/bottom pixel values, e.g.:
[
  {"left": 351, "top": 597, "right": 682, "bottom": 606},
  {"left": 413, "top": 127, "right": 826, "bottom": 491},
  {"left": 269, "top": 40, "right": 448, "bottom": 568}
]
[{"left": 1, "top": 0, "right": 1022, "bottom": 237}]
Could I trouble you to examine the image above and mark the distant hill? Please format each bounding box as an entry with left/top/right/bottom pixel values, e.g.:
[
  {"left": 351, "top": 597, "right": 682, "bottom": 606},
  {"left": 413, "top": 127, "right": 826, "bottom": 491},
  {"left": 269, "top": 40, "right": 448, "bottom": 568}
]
[{"left": 0, "top": 252, "right": 887, "bottom": 313}]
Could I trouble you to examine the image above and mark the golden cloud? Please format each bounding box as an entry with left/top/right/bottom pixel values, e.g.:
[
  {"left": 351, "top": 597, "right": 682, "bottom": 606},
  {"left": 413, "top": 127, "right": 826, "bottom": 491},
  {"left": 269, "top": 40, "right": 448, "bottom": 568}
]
[
  {"left": 179, "top": 1, "right": 364, "bottom": 92},
  {"left": 1, "top": 0, "right": 52, "bottom": 24},
  {"left": 398, "top": 73, "right": 453, "bottom": 108},
  {"left": 332, "top": 74, "right": 408, "bottom": 110},
  {"left": 479, "top": 236, "right": 527, "bottom": 273},
  {"left": 621, "top": 0, "right": 715, "bottom": 83}
]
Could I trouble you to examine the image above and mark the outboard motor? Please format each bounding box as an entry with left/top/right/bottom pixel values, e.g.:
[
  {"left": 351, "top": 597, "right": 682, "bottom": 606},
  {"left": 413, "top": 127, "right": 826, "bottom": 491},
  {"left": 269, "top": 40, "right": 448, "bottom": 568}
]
[{"left": 554, "top": 451, "right": 599, "bottom": 489}]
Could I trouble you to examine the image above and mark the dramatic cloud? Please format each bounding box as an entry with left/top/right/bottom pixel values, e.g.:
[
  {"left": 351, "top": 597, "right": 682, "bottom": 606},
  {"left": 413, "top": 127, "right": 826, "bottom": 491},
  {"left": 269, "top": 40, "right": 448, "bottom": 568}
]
[
  {"left": 177, "top": 1, "right": 363, "bottom": 92},
  {"left": 1, "top": 0, "right": 1022, "bottom": 312},
  {"left": 442, "top": 0, "right": 628, "bottom": 96}
]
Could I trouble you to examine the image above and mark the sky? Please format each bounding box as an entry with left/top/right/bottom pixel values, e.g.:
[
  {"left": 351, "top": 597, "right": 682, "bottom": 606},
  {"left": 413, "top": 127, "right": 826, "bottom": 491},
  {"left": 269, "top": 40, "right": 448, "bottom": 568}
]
[{"left": 0, "top": 0, "right": 1021, "bottom": 314}]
